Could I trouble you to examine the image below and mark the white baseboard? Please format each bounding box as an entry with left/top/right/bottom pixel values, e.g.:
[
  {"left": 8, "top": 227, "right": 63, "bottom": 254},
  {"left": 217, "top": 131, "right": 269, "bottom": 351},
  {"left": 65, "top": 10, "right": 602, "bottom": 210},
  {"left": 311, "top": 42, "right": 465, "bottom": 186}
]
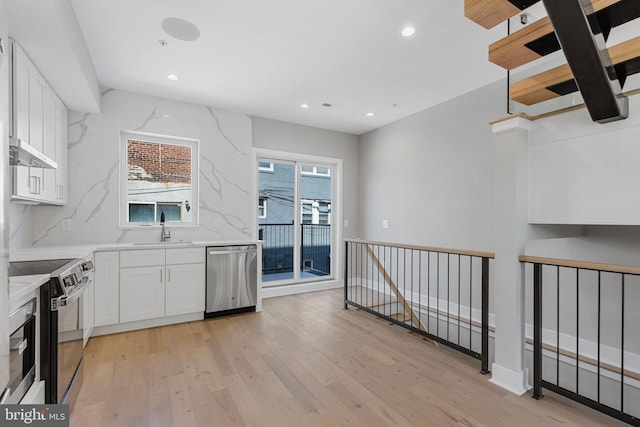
[
  {"left": 489, "top": 364, "right": 531, "bottom": 395},
  {"left": 92, "top": 312, "right": 204, "bottom": 337},
  {"left": 262, "top": 280, "right": 341, "bottom": 298}
]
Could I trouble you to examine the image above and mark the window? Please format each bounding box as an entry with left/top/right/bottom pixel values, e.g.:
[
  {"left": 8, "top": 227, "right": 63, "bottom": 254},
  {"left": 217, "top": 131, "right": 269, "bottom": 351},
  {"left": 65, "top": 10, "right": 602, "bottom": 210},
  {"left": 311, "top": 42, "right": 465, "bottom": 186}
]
[
  {"left": 120, "top": 131, "right": 198, "bottom": 226},
  {"left": 301, "top": 199, "right": 331, "bottom": 224},
  {"left": 258, "top": 161, "right": 274, "bottom": 172},
  {"left": 258, "top": 197, "right": 267, "bottom": 219},
  {"left": 300, "top": 165, "right": 330, "bottom": 176}
]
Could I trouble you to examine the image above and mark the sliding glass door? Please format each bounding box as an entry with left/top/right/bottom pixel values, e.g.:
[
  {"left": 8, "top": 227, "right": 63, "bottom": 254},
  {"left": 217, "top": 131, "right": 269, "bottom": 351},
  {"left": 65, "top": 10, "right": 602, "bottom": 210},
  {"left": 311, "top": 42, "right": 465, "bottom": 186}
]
[{"left": 258, "top": 157, "right": 335, "bottom": 285}]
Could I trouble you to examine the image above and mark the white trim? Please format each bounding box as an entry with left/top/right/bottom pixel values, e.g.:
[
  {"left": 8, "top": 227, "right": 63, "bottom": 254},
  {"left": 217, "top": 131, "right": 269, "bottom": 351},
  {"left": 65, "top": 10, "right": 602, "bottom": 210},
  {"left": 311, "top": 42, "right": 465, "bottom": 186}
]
[
  {"left": 253, "top": 147, "right": 343, "bottom": 286},
  {"left": 119, "top": 130, "right": 200, "bottom": 228},
  {"left": 258, "top": 197, "right": 267, "bottom": 219},
  {"left": 258, "top": 161, "right": 274, "bottom": 172},
  {"left": 491, "top": 116, "right": 532, "bottom": 134},
  {"left": 92, "top": 312, "right": 203, "bottom": 336},
  {"left": 489, "top": 364, "right": 531, "bottom": 395},
  {"left": 262, "top": 280, "right": 341, "bottom": 298}
]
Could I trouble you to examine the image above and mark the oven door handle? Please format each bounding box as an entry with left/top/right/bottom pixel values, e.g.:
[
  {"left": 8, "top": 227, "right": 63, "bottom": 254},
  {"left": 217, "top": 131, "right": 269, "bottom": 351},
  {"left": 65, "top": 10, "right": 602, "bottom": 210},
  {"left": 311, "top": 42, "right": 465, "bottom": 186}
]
[{"left": 52, "top": 279, "right": 89, "bottom": 311}]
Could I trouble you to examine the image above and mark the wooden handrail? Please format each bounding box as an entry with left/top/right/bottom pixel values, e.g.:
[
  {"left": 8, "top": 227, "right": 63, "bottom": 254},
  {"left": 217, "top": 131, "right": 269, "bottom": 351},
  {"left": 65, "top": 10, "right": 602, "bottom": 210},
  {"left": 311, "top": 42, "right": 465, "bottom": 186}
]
[
  {"left": 519, "top": 255, "right": 640, "bottom": 275},
  {"left": 365, "top": 245, "right": 426, "bottom": 331},
  {"left": 489, "top": 0, "right": 620, "bottom": 70},
  {"left": 345, "top": 238, "right": 495, "bottom": 259}
]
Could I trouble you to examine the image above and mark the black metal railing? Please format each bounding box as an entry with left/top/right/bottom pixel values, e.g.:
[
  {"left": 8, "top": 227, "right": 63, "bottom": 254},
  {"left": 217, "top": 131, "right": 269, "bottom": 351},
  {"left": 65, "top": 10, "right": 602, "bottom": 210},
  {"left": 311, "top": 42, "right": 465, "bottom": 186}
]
[
  {"left": 259, "top": 223, "right": 331, "bottom": 277},
  {"left": 520, "top": 255, "right": 640, "bottom": 426},
  {"left": 344, "top": 238, "right": 493, "bottom": 373}
]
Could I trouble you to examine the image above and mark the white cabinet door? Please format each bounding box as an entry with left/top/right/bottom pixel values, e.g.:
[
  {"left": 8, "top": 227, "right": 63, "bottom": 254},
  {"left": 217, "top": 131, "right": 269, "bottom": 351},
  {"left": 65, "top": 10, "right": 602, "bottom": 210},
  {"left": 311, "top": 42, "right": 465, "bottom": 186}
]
[
  {"left": 94, "top": 251, "right": 120, "bottom": 327},
  {"left": 165, "top": 263, "right": 205, "bottom": 316},
  {"left": 120, "top": 266, "right": 165, "bottom": 323},
  {"left": 54, "top": 98, "right": 68, "bottom": 203},
  {"left": 82, "top": 273, "right": 95, "bottom": 346},
  {"left": 43, "top": 87, "right": 57, "bottom": 201}
]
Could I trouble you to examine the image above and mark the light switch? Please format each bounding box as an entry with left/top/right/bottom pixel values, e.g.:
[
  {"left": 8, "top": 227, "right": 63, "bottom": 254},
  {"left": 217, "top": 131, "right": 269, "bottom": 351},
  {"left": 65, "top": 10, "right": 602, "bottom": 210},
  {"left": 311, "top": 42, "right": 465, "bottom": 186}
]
[
  {"left": 382, "top": 220, "right": 389, "bottom": 229},
  {"left": 61, "top": 220, "right": 71, "bottom": 231},
  {"left": 344, "top": 219, "right": 349, "bottom": 228}
]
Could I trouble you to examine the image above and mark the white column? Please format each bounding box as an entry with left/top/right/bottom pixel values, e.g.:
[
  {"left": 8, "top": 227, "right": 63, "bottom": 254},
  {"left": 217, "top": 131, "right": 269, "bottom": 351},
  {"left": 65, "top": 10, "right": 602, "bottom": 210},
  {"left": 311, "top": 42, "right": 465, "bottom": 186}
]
[{"left": 489, "top": 116, "right": 532, "bottom": 395}]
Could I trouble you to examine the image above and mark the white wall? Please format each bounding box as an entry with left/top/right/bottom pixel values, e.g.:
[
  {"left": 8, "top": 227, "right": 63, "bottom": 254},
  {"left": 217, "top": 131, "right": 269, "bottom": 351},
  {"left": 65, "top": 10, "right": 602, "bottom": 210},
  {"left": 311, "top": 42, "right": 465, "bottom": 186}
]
[
  {"left": 529, "top": 95, "right": 640, "bottom": 225},
  {"left": 251, "top": 116, "right": 360, "bottom": 239},
  {"left": 358, "top": 81, "right": 504, "bottom": 252},
  {"left": 28, "top": 89, "right": 254, "bottom": 245}
]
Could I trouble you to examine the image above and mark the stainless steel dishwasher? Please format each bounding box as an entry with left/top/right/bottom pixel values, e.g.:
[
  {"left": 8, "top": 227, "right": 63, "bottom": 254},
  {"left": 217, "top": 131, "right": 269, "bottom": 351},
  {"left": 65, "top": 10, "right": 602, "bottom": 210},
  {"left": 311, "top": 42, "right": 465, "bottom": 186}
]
[{"left": 205, "top": 245, "right": 257, "bottom": 317}]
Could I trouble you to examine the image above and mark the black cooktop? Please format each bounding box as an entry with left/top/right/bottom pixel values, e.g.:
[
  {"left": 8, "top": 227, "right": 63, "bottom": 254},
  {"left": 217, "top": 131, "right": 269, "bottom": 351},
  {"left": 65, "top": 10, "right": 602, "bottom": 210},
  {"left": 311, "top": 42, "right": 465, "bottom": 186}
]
[{"left": 8, "top": 259, "right": 76, "bottom": 277}]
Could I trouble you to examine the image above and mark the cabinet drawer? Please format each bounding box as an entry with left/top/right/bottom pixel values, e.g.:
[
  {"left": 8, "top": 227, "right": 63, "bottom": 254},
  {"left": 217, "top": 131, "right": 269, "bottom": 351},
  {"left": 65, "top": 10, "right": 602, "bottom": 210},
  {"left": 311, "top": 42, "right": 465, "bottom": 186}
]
[
  {"left": 120, "top": 249, "right": 165, "bottom": 268},
  {"left": 166, "top": 247, "right": 205, "bottom": 265}
]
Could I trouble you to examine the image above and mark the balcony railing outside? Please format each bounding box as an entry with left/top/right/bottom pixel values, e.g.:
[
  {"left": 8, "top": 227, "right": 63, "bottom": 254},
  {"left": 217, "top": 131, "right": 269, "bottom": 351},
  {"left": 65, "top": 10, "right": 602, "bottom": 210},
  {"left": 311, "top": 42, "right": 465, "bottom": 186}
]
[
  {"left": 521, "top": 256, "right": 640, "bottom": 426},
  {"left": 344, "top": 238, "right": 493, "bottom": 374},
  {"left": 259, "top": 223, "right": 331, "bottom": 278}
]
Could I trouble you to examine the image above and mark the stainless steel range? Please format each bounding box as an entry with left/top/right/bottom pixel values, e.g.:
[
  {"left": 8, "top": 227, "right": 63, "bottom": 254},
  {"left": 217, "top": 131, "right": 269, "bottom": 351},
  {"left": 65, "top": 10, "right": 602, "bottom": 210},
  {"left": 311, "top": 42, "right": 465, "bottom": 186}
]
[{"left": 9, "top": 257, "right": 93, "bottom": 409}]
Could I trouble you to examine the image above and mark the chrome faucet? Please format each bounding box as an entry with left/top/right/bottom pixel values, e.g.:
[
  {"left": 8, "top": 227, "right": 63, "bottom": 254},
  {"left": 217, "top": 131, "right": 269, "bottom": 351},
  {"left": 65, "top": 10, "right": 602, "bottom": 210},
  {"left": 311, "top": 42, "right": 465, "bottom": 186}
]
[{"left": 160, "top": 211, "right": 171, "bottom": 242}]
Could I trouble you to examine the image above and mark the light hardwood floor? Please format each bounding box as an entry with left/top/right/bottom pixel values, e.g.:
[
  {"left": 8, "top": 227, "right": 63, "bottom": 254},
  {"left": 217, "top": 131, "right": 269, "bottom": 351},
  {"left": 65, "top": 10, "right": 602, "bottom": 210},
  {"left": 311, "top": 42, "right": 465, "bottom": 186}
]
[{"left": 72, "top": 289, "right": 624, "bottom": 427}]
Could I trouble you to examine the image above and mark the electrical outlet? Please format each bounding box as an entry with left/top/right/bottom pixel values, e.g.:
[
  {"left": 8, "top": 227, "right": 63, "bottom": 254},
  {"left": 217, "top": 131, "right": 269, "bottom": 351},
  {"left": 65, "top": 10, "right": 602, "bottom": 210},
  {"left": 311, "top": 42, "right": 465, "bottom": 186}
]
[
  {"left": 344, "top": 219, "right": 349, "bottom": 228},
  {"left": 382, "top": 220, "right": 389, "bottom": 229},
  {"left": 61, "top": 220, "right": 71, "bottom": 231},
  {"left": 214, "top": 220, "right": 223, "bottom": 229}
]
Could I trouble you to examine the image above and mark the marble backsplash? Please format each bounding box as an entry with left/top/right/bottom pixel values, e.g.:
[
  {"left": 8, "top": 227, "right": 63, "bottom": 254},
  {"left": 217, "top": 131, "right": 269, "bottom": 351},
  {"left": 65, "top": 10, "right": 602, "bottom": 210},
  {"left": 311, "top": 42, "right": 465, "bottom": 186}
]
[{"left": 18, "top": 89, "right": 254, "bottom": 247}]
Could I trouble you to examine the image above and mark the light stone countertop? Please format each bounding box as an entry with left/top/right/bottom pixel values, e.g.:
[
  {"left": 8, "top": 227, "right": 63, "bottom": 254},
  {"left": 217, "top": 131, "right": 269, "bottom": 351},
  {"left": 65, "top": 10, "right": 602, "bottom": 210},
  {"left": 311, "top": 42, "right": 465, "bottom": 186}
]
[
  {"left": 8, "top": 240, "right": 261, "bottom": 306},
  {"left": 9, "top": 274, "right": 49, "bottom": 312},
  {"left": 10, "top": 240, "right": 262, "bottom": 262}
]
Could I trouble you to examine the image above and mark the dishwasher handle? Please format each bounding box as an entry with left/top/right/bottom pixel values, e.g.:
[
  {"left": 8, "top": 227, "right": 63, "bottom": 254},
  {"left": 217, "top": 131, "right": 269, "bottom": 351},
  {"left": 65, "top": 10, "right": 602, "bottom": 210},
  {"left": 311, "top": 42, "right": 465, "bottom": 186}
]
[{"left": 208, "top": 249, "right": 256, "bottom": 256}]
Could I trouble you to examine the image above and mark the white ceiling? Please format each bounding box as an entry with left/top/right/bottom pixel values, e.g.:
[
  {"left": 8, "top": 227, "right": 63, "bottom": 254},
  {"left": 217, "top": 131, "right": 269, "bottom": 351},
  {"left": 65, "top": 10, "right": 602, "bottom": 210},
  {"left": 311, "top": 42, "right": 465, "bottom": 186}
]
[{"left": 6, "top": 0, "right": 508, "bottom": 135}]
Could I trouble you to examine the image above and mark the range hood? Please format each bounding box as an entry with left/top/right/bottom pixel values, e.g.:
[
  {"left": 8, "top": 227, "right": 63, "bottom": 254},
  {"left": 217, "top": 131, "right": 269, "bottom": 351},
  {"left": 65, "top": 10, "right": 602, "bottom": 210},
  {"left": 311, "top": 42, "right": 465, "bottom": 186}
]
[{"left": 9, "top": 137, "right": 57, "bottom": 169}]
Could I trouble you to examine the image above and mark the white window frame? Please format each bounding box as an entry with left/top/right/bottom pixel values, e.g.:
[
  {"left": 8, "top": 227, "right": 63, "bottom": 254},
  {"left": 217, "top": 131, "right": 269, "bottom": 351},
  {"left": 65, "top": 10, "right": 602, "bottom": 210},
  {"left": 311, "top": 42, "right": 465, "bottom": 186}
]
[
  {"left": 253, "top": 149, "right": 342, "bottom": 288},
  {"left": 258, "top": 197, "right": 267, "bottom": 219},
  {"left": 258, "top": 161, "right": 274, "bottom": 172},
  {"left": 119, "top": 130, "right": 199, "bottom": 228},
  {"left": 300, "top": 165, "right": 330, "bottom": 177}
]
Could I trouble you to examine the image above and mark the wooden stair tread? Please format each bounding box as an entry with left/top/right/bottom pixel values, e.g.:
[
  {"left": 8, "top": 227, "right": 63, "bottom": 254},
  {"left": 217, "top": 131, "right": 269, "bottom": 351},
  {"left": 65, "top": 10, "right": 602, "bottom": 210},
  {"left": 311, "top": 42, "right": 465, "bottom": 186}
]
[
  {"left": 511, "top": 36, "right": 640, "bottom": 105},
  {"left": 464, "top": 0, "right": 534, "bottom": 30},
  {"left": 489, "top": 0, "right": 620, "bottom": 70}
]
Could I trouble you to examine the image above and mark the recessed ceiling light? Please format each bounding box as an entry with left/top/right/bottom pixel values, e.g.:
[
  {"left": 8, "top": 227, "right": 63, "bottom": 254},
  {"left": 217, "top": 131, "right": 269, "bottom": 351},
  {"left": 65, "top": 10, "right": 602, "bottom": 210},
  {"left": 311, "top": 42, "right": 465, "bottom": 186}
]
[
  {"left": 300, "top": 103, "right": 310, "bottom": 109},
  {"left": 167, "top": 74, "right": 179, "bottom": 81},
  {"left": 161, "top": 18, "right": 200, "bottom": 42},
  {"left": 366, "top": 112, "right": 375, "bottom": 117},
  {"left": 401, "top": 26, "right": 416, "bottom": 37}
]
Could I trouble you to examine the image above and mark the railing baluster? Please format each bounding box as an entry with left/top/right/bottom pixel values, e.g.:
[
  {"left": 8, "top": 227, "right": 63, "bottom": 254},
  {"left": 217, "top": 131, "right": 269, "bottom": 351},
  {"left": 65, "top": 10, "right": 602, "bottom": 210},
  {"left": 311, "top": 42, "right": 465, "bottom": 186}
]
[
  {"left": 428, "top": 251, "right": 431, "bottom": 334},
  {"left": 458, "top": 254, "right": 461, "bottom": 346},
  {"left": 597, "top": 271, "right": 601, "bottom": 404},
  {"left": 556, "top": 266, "right": 560, "bottom": 387},
  {"left": 576, "top": 268, "right": 580, "bottom": 396},
  {"left": 344, "top": 240, "right": 348, "bottom": 309},
  {"left": 469, "top": 256, "right": 472, "bottom": 351},
  {"left": 419, "top": 250, "right": 422, "bottom": 331},
  {"left": 621, "top": 274, "right": 625, "bottom": 414},
  {"left": 437, "top": 253, "right": 440, "bottom": 339},
  {"left": 447, "top": 254, "right": 450, "bottom": 342},
  {"left": 533, "top": 263, "right": 543, "bottom": 399},
  {"left": 481, "top": 256, "right": 489, "bottom": 375}
]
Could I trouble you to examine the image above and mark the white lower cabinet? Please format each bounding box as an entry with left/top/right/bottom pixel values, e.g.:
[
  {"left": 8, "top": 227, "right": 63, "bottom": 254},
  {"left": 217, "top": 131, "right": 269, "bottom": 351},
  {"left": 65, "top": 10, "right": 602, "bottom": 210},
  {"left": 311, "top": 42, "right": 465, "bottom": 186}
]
[
  {"left": 94, "top": 247, "right": 206, "bottom": 329},
  {"left": 165, "top": 263, "right": 205, "bottom": 316},
  {"left": 94, "top": 251, "right": 120, "bottom": 327},
  {"left": 120, "top": 266, "right": 165, "bottom": 323}
]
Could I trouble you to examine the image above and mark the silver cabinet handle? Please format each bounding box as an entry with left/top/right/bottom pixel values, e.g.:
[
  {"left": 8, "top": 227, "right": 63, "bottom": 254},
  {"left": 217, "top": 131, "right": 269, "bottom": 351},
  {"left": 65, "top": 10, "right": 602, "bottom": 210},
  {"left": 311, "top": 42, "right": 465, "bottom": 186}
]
[
  {"left": 208, "top": 249, "right": 256, "bottom": 256},
  {"left": 168, "top": 268, "right": 171, "bottom": 282},
  {"left": 160, "top": 268, "right": 163, "bottom": 283}
]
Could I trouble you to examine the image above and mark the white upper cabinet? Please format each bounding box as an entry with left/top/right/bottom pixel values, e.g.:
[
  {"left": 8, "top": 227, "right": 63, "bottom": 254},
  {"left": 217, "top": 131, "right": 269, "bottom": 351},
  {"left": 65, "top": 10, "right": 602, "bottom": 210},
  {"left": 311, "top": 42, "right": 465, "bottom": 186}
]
[{"left": 10, "top": 40, "right": 68, "bottom": 205}]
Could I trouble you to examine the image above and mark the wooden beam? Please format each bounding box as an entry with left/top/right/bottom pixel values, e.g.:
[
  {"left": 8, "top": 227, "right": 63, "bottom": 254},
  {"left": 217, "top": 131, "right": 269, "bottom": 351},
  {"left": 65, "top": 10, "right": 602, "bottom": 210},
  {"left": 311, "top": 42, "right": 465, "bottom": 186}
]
[
  {"left": 510, "top": 36, "right": 640, "bottom": 106},
  {"left": 364, "top": 245, "right": 426, "bottom": 331},
  {"left": 465, "top": 0, "right": 530, "bottom": 29},
  {"left": 489, "top": 0, "right": 620, "bottom": 70}
]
